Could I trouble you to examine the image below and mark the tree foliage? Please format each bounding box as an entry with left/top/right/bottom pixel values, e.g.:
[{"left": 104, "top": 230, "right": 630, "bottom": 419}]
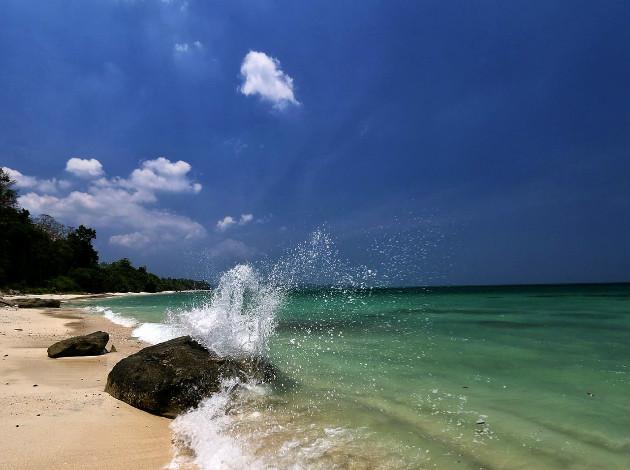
[
  {"left": 0, "top": 168, "right": 18, "bottom": 209},
  {"left": 0, "top": 168, "right": 209, "bottom": 293},
  {"left": 34, "top": 214, "right": 71, "bottom": 241}
]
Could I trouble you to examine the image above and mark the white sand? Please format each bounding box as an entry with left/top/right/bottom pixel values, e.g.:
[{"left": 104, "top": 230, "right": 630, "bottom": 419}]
[
  {"left": 0, "top": 305, "right": 176, "bottom": 469},
  {"left": 1, "top": 291, "right": 180, "bottom": 302}
]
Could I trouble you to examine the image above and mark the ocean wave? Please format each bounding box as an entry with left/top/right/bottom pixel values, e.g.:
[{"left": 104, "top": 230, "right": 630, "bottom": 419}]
[
  {"left": 168, "top": 378, "right": 267, "bottom": 470},
  {"left": 131, "top": 322, "right": 182, "bottom": 344},
  {"left": 168, "top": 381, "right": 374, "bottom": 470},
  {"left": 85, "top": 306, "right": 138, "bottom": 328}
]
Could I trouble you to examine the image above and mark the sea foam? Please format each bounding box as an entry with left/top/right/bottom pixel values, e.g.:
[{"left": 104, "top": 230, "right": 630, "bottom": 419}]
[
  {"left": 85, "top": 306, "right": 138, "bottom": 328},
  {"left": 112, "top": 264, "right": 285, "bottom": 468},
  {"left": 131, "top": 322, "right": 182, "bottom": 344},
  {"left": 168, "top": 378, "right": 268, "bottom": 470}
]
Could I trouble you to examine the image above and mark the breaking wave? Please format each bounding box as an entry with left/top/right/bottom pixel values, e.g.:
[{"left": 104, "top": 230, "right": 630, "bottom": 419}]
[{"left": 84, "top": 306, "right": 138, "bottom": 328}]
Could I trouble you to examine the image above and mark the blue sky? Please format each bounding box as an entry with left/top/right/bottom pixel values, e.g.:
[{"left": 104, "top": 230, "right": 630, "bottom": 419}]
[{"left": 1, "top": 0, "right": 629, "bottom": 285}]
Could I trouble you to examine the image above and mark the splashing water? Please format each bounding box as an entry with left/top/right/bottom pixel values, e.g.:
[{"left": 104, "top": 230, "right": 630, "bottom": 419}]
[
  {"left": 163, "top": 262, "right": 286, "bottom": 468},
  {"left": 166, "top": 230, "right": 375, "bottom": 468},
  {"left": 168, "top": 378, "right": 268, "bottom": 470},
  {"left": 168, "top": 264, "right": 282, "bottom": 358},
  {"left": 162, "top": 229, "right": 362, "bottom": 359}
]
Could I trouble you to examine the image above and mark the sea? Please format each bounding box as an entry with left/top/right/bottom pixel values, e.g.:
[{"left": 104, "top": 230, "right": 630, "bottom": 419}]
[{"left": 75, "top": 234, "right": 630, "bottom": 469}]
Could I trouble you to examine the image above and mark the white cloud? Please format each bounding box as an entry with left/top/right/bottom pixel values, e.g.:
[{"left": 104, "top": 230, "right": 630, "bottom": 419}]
[
  {"left": 216, "top": 213, "right": 254, "bottom": 232},
  {"left": 124, "top": 157, "right": 202, "bottom": 194},
  {"left": 239, "top": 51, "right": 299, "bottom": 109},
  {"left": 65, "top": 158, "right": 104, "bottom": 178},
  {"left": 174, "top": 43, "right": 188, "bottom": 53},
  {"left": 216, "top": 215, "right": 236, "bottom": 232},
  {"left": 109, "top": 232, "right": 151, "bottom": 248},
  {"left": 13, "top": 158, "right": 206, "bottom": 248},
  {"left": 174, "top": 41, "right": 203, "bottom": 54},
  {"left": 2, "top": 167, "right": 70, "bottom": 194}
]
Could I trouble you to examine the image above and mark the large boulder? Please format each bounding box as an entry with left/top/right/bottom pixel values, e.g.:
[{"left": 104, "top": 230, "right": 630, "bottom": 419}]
[
  {"left": 105, "top": 336, "right": 276, "bottom": 418},
  {"left": 9, "top": 298, "right": 61, "bottom": 308},
  {"left": 47, "top": 331, "right": 110, "bottom": 358}
]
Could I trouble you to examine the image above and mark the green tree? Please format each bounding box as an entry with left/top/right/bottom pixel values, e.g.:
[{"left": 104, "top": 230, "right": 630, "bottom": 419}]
[
  {"left": 34, "top": 214, "right": 71, "bottom": 241},
  {"left": 0, "top": 168, "right": 18, "bottom": 209},
  {"left": 0, "top": 174, "right": 209, "bottom": 292},
  {"left": 67, "top": 225, "right": 98, "bottom": 268}
]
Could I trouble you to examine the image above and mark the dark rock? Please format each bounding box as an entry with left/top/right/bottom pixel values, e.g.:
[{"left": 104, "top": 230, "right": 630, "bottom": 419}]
[
  {"left": 105, "top": 336, "right": 276, "bottom": 418},
  {"left": 110, "top": 344, "right": 117, "bottom": 353},
  {"left": 6, "top": 298, "right": 61, "bottom": 308},
  {"left": 47, "top": 331, "right": 109, "bottom": 358}
]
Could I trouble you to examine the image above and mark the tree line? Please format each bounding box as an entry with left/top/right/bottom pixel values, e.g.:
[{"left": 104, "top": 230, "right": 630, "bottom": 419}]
[{"left": 0, "top": 168, "right": 209, "bottom": 293}]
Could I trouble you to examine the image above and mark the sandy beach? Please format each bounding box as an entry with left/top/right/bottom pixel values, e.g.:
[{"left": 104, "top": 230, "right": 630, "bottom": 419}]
[{"left": 0, "top": 302, "right": 174, "bottom": 470}]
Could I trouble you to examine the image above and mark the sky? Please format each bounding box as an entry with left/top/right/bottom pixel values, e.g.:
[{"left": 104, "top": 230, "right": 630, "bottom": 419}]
[{"left": 1, "top": 0, "right": 629, "bottom": 286}]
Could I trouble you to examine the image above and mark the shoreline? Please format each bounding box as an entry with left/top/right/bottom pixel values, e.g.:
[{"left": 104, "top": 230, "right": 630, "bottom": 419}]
[
  {"left": 0, "top": 303, "right": 176, "bottom": 469},
  {"left": 1, "top": 289, "right": 209, "bottom": 302}
]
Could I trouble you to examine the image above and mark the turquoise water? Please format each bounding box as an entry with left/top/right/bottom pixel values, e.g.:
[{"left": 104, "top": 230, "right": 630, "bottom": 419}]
[{"left": 79, "top": 283, "right": 630, "bottom": 469}]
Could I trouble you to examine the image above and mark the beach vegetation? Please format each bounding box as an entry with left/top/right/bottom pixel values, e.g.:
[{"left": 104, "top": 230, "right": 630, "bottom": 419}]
[{"left": 0, "top": 168, "right": 208, "bottom": 293}]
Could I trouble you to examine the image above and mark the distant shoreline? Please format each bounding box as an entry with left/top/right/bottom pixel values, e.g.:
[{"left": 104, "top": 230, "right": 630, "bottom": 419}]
[{"left": 0, "top": 289, "right": 212, "bottom": 302}]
